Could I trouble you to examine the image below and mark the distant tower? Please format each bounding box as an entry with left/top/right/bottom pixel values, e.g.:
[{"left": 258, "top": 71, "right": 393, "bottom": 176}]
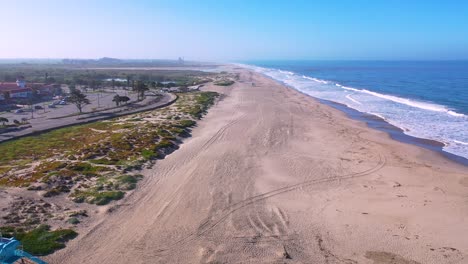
[
  {"left": 16, "top": 76, "right": 26, "bottom": 88},
  {"left": 178, "top": 57, "right": 184, "bottom": 65}
]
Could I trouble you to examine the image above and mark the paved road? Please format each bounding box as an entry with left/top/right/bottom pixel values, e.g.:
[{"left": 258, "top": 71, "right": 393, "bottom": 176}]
[
  {"left": 0, "top": 89, "right": 140, "bottom": 121},
  {"left": 0, "top": 93, "right": 176, "bottom": 143}
]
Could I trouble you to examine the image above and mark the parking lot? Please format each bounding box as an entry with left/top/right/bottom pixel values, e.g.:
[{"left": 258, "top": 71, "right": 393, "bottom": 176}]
[
  {"left": 0, "top": 88, "right": 139, "bottom": 123},
  {"left": 0, "top": 90, "right": 175, "bottom": 142}
]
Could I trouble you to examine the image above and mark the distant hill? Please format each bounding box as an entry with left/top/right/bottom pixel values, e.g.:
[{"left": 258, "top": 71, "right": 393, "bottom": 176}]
[{"left": 97, "top": 57, "right": 122, "bottom": 63}]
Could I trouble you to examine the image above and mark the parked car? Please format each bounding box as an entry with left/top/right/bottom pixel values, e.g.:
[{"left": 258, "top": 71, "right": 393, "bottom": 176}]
[
  {"left": 14, "top": 109, "right": 24, "bottom": 113},
  {"left": 58, "top": 101, "right": 67, "bottom": 105},
  {"left": 34, "top": 105, "right": 43, "bottom": 110},
  {"left": 48, "top": 104, "right": 56, "bottom": 108}
]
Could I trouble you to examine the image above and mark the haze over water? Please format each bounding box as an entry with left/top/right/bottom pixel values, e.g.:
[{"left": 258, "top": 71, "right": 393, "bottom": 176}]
[{"left": 243, "top": 61, "right": 468, "bottom": 159}]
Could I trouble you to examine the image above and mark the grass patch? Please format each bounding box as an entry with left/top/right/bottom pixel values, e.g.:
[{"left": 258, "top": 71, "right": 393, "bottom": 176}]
[
  {"left": 177, "top": 119, "right": 196, "bottom": 128},
  {"left": 141, "top": 149, "right": 157, "bottom": 160},
  {"left": 0, "top": 225, "right": 77, "bottom": 256},
  {"left": 115, "top": 174, "right": 143, "bottom": 190},
  {"left": 214, "top": 80, "right": 235, "bottom": 86},
  {"left": 71, "top": 190, "right": 125, "bottom": 205},
  {"left": 180, "top": 92, "right": 218, "bottom": 119},
  {"left": 0, "top": 91, "right": 218, "bottom": 204},
  {"left": 67, "top": 217, "right": 80, "bottom": 225},
  {"left": 89, "top": 158, "right": 119, "bottom": 165}
]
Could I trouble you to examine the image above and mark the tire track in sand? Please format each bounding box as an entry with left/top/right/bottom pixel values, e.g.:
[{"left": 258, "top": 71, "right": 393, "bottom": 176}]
[{"left": 153, "top": 154, "right": 386, "bottom": 255}]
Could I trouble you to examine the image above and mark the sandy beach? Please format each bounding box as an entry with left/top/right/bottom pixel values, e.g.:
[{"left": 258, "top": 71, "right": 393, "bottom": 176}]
[{"left": 46, "top": 67, "right": 468, "bottom": 264}]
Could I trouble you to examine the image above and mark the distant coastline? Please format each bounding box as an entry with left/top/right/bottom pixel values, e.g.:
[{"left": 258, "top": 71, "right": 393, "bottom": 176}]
[
  {"left": 240, "top": 61, "right": 468, "bottom": 162},
  {"left": 238, "top": 63, "right": 468, "bottom": 167}
]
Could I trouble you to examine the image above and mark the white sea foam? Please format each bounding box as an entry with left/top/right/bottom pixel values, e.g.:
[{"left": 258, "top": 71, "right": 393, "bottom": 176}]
[
  {"left": 342, "top": 87, "right": 444, "bottom": 111},
  {"left": 238, "top": 63, "right": 468, "bottom": 160},
  {"left": 279, "top": 70, "right": 294, "bottom": 75},
  {"left": 369, "top": 112, "right": 387, "bottom": 120},
  {"left": 345, "top": 94, "right": 362, "bottom": 105},
  {"left": 340, "top": 86, "right": 466, "bottom": 117},
  {"left": 448, "top": 111, "right": 466, "bottom": 117},
  {"left": 303, "top": 76, "right": 328, "bottom": 84}
]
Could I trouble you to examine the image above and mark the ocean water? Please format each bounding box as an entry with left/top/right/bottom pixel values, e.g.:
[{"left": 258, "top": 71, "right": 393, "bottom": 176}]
[{"left": 241, "top": 61, "right": 468, "bottom": 160}]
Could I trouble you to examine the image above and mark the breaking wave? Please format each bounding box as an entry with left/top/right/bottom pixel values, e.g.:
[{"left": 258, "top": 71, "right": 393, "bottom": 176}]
[{"left": 238, "top": 63, "right": 468, "bottom": 159}]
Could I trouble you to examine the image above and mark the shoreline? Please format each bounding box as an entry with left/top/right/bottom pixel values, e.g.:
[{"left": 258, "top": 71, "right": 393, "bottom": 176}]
[
  {"left": 249, "top": 68, "right": 468, "bottom": 167},
  {"left": 321, "top": 99, "right": 468, "bottom": 167}
]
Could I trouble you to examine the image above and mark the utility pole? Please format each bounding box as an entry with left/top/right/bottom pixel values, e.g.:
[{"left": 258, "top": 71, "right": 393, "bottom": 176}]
[{"left": 30, "top": 98, "right": 34, "bottom": 119}]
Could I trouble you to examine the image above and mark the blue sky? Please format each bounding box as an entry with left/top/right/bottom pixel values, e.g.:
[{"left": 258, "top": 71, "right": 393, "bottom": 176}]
[{"left": 1, "top": 0, "right": 467, "bottom": 61}]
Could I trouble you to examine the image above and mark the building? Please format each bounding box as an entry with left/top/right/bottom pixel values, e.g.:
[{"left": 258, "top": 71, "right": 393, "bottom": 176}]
[
  {"left": 0, "top": 76, "right": 59, "bottom": 101},
  {"left": 34, "top": 84, "right": 60, "bottom": 95},
  {"left": 0, "top": 83, "right": 32, "bottom": 100},
  {"left": 16, "top": 75, "right": 26, "bottom": 88}
]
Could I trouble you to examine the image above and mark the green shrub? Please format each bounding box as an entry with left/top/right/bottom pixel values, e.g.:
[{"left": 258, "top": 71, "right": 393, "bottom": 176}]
[
  {"left": 89, "top": 158, "right": 119, "bottom": 165},
  {"left": 141, "top": 149, "right": 157, "bottom": 160},
  {"left": 67, "top": 217, "right": 80, "bottom": 225},
  {"left": 156, "top": 139, "right": 174, "bottom": 149},
  {"left": 71, "top": 190, "right": 125, "bottom": 205},
  {"left": 0, "top": 225, "right": 78, "bottom": 256},
  {"left": 93, "top": 191, "right": 124, "bottom": 205},
  {"left": 177, "top": 120, "right": 196, "bottom": 128},
  {"left": 214, "top": 80, "right": 234, "bottom": 86},
  {"left": 115, "top": 174, "right": 143, "bottom": 190}
]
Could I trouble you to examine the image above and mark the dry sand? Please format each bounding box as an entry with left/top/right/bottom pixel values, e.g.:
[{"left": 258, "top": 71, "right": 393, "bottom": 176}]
[{"left": 47, "top": 67, "right": 468, "bottom": 264}]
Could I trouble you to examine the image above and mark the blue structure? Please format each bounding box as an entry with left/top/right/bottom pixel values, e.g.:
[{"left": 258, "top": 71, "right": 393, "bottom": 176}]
[{"left": 0, "top": 237, "right": 47, "bottom": 264}]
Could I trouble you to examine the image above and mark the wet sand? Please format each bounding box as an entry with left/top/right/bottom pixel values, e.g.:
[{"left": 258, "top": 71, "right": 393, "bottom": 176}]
[
  {"left": 47, "top": 67, "right": 468, "bottom": 264},
  {"left": 320, "top": 99, "right": 468, "bottom": 166}
]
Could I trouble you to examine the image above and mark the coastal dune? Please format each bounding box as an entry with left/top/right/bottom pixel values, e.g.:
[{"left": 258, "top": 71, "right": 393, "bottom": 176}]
[{"left": 48, "top": 67, "right": 468, "bottom": 264}]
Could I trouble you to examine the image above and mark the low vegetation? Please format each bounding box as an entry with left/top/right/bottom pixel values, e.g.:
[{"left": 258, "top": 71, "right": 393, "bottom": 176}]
[
  {"left": 0, "top": 91, "right": 217, "bottom": 195},
  {"left": 175, "top": 91, "right": 218, "bottom": 119},
  {"left": 0, "top": 225, "right": 77, "bottom": 255},
  {"left": 0, "top": 64, "right": 213, "bottom": 88},
  {"left": 214, "top": 80, "right": 235, "bottom": 86},
  {"left": 0, "top": 91, "right": 218, "bottom": 255}
]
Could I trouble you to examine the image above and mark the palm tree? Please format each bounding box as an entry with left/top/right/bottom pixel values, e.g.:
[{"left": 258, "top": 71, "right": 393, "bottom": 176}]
[
  {"left": 135, "top": 81, "right": 148, "bottom": 101},
  {"left": 126, "top": 75, "right": 131, "bottom": 89}
]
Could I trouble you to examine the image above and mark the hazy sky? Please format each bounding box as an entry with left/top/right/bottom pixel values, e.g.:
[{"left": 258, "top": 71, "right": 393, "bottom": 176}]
[{"left": 1, "top": 0, "right": 468, "bottom": 61}]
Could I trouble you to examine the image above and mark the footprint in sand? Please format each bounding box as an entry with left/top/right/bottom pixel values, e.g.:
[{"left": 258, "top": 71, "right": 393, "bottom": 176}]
[{"left": 459, "top": 177, "right": 468, "bottom": 187}]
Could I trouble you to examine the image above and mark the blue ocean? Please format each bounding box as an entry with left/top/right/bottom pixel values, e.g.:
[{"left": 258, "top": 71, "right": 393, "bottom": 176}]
[{"left": 241, "top": 61, "right": 468, "bottom": 160}]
